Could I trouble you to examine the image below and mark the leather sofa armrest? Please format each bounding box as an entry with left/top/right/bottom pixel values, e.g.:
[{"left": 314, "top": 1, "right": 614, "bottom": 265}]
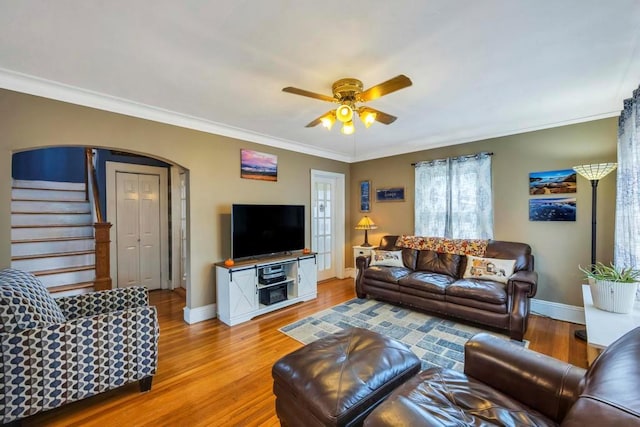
[
  {"left": 464, "top": 333, "right": 585, "bottom": 423},
  {"left": 355, "top": 255, "right": 371, "bottom": 271},
  {"left": 508, "top": 270, "right": 538, "bottom": 297},
  {"left": 355, "top": 255, "right": 371, "bottom": 297}
]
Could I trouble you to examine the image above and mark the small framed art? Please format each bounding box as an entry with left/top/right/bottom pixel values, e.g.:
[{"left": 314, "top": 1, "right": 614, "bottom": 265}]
[
  {"left": 240, "top": 149, "right": 277, "bottom": 182},
  {"left": 375, "top": 187, "right": 405, "bottom": 202},
  {"left": 359, "top": 180, "right": 371, "bottom": 212}
]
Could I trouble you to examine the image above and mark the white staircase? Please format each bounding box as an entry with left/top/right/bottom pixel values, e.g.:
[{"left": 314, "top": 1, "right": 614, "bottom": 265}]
[{"left": 11, "top": 180, "right": 96, "bottom": 297}]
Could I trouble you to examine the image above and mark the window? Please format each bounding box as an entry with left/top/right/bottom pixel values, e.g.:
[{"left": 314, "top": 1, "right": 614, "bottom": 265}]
[{"left": 414, "top": 153, "right": 493, "bottom": 239}]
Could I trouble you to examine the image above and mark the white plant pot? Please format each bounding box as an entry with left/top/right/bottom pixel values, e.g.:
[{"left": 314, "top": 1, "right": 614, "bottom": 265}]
[{"left": 590, "top": 280, "right": 639, "bottom": 314}]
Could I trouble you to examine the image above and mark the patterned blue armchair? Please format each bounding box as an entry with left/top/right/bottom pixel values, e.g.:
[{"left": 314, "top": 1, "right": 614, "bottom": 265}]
[{"left": 0, "top": 268, "right": 159, "bottom": 425}]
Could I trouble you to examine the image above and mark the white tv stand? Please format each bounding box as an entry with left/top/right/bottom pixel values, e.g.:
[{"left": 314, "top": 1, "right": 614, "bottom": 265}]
[{"left": 215, "top": 252, "right": 317, "bottom": 326}]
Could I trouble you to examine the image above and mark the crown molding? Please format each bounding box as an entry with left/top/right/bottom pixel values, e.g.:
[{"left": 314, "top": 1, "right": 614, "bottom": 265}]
[
  {"left": 0, "top": 68, "right": 621, "bottom": 165},
  {"left": 0, "top": 68, "right": 352, "bottom": 163},
  {"left": 352, "top": 111, "right": 621, "bottom": 162}
]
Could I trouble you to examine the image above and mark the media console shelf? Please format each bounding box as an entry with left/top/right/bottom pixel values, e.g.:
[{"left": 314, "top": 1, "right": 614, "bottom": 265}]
[{"left": 215, "top": 252, "right": 317, "bottom": 326}]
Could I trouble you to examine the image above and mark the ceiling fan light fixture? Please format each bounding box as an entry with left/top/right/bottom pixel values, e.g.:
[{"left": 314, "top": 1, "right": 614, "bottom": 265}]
[
  {"left": 341, "top": 120, "right": 355, "bottom": 135},
  {"left": 360, "top": 110, "right": 377, "bottom": 128},
  {"left": 320, "top": 113, "right": 336, "bottom": 130},
  {"left": 336, "top": 104, "right": 353, "bottom": 123},
  {"left": 283, "top": 74, "right": 412, "bottom": 134}
]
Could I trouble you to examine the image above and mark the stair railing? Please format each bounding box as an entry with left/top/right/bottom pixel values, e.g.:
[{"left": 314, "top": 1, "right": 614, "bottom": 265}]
[{"left": 85, "top": 148, "right": 112, "bottom": 291}]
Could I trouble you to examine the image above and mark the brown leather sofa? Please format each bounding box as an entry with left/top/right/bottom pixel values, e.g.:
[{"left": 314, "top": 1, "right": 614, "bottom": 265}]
[
  {"left": 365, "top": 327, "right": 640, "bottom": 426},
  {"left": 355, "top": 235, "right": 537, "bottom": 340}
]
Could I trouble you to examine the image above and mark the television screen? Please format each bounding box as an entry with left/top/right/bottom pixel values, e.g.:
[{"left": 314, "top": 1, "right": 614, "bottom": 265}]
[{"left": 232, "top": 204, "right": 305, "bottom": 259}]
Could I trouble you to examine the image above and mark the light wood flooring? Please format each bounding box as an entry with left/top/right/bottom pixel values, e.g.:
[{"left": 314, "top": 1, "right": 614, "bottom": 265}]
[{"left": 26, "top": 278, "right": 588, "bottom": 426}]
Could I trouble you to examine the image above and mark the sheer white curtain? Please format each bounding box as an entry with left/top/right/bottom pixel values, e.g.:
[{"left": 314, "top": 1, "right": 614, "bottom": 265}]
[
  {"left": 415, "top": 153, "right": 493, "bottom": 239},
  {"left": 615, "top": 85, "right": 640, "bottom": 269},
  {"left": 415, "top": 159, "right": 449, "bottom": 237}
]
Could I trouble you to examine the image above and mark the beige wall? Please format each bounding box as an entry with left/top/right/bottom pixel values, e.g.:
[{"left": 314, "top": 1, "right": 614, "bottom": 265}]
[
  {"left": 0, "top": 89, "right": 350, "bottom": 309},
  {"left": 351, "top": 118, "right": 618, "bottom": 307},
  {"left": 1, "top": 87, "right": 619, "bottom": 309}
]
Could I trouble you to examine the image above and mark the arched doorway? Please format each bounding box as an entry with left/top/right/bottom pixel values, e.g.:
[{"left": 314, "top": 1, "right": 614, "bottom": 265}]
[{"left": 11, "top": 146, "right": 190, "bottom": 298}]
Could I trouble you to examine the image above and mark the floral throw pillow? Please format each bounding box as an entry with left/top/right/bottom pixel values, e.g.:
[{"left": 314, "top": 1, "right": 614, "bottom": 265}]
[
  {"left": 370, "top": 250, "right": 405, "bottom": 268},
  {"left": 463, "top": 255, "right": 515, "bottom": 284}
]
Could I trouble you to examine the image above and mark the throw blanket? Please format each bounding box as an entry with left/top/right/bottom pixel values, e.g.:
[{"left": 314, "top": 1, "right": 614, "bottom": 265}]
[{"left": 397, "top": 235, "right": 488, "bottom": 256}]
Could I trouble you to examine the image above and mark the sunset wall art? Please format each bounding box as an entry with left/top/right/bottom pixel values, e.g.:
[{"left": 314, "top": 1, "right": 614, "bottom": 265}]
[{"left": 240, "top": 149, "right": 278, "bottom": 182}]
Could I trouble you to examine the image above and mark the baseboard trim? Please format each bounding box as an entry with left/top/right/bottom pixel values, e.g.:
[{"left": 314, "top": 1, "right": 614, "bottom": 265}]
[
  {"left": 183, "top": 303, "right": 217, "bottom": 324},
  {"left": 345, "top": 267, "right": 356, "bottom": 278},
  {"left": 531, "top": 298, "right": 585, "bottom": 325}
]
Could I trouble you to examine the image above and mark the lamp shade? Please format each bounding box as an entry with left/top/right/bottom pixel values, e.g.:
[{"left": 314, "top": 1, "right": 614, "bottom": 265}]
[
  {"left": 336, "top": 104, "right": 354, "bottom": 123},
  {"left": 341, "top": 120, "right": 355, "bottom": 135},
  {"left": 359, "top": 109, "right": 377, "bottom": 128},
  {"left": 355, "top": 216, "right": 378, "bottom": 230},
  {"left": 573, "top": 163, "right": 617, "bottom": 181},
  {"left": 320, "top": 112, "right": 336, "bottom": 130}
]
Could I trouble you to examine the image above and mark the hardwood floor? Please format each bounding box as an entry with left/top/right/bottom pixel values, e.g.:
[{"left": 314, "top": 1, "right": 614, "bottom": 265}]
[{"left": 26, "top": 278, "right": 588, "bottom": 426}]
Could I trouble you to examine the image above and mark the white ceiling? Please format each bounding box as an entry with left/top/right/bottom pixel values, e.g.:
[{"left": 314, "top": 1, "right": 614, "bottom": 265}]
[{"left": 1, "top": 1, "right": 639, "bottom": 162}]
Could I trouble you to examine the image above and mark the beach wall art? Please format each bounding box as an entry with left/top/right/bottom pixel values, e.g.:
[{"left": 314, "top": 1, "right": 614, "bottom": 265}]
[
  {"left": 240, "top": 149, "right": 277, "bottom": 181},
  {"left": 529, "top": 169, "right": 576, "bottom": 195},
  {"left": 529, "top": 197, "right": 576, "bottom": 221}
]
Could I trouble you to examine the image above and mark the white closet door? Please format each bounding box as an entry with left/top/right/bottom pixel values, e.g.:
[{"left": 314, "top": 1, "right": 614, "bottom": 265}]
[
  {"left": 138, "top": 174, "right": 161, "bottom": 289},
  {"left": 116, "top": 172, "right": 161, "bottom": 289}
]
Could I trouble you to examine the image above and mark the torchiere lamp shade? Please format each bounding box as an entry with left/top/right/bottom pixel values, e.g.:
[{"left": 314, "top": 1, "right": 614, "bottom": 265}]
[{"left": 573, "top": 163, "right": 617, "bottom": 180}]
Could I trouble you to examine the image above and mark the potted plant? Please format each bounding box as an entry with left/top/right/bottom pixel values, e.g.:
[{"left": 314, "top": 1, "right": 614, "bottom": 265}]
[{"left": 580, "top": 262, "right": 640, "bottom": 314}]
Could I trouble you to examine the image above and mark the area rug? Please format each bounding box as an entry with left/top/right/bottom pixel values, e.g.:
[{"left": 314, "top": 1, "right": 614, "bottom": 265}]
[{"left": 279, "top": 298, "right": 527, "bottom": 371}]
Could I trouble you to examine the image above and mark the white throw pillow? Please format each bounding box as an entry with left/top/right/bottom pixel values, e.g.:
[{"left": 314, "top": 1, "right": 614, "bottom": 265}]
[
  {"left": 370, "top": 250, "right": 405, "bottom": 268},
  {"left": 463, "top": 255, "right": 516, "bottom": 284}
]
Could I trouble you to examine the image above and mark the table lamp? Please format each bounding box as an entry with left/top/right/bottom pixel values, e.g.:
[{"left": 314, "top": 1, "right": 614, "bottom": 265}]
[{"left": 355, "top": 216, "right": 378, "bottom": 247}]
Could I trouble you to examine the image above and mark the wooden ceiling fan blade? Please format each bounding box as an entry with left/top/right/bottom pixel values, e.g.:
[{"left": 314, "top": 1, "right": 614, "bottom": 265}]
[
  {"left": 282, "top": 87, "right": 336, "bottom": 103},
  {"left": 305, "top": 110, "right": 335, "bottom": 128},
  {"left": 363, "top": 107, "right": 397, "bottom": 125},
  {"left": 358, "top": 75, "right": 413, "bottom": 102}
]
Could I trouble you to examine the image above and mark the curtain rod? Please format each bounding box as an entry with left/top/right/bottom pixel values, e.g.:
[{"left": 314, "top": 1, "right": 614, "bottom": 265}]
[{"left": 411, "top": 152, "right": 493, "bottom": 167}]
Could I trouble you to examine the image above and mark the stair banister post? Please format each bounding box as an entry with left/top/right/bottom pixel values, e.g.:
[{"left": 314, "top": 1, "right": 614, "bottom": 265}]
[{"left": 94, "top": 222, "right": 112, "bottom": 291}]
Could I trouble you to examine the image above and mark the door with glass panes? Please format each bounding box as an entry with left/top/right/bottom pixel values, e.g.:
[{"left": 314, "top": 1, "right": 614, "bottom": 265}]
[{"left": 312, "top": 176, "right": 336, "bottom": 281}]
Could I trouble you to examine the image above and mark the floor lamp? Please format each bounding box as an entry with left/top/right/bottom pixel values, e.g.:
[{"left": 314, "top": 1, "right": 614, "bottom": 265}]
[{"left": 572, "top": 162, "right": 617, "bottom": 341}]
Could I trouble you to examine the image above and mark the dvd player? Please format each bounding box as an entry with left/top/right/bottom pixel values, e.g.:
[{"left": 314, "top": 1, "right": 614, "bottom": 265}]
[
  {"left": 262, "top": 265, "right": 284, "bottom": 275},
  {"left": 259, "top": 275, "right": 287, "bottom": 285}
]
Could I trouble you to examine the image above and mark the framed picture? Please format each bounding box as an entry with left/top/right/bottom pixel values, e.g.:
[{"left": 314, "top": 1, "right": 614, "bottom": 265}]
[
  {"left": 359, "top": 180, "right": 371, "bottom": 212},
  {"left": 529, "top": 197, "right": 576, "bottom": 221},
  {"left": 375, "top": 187, "right": 405, "bottom": 202},
  {"left": 240, "top": 149, "right": 277, "bottom": 182},
  {"left": 529, "top": 169, "right": 577, "bottom": 195}
]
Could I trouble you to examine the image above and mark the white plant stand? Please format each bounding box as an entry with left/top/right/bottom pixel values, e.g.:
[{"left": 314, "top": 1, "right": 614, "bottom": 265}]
[{"left": 582, "top": 284, "right": 640, "bottom": 365}]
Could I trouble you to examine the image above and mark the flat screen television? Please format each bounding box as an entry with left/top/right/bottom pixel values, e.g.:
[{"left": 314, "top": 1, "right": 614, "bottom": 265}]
[{"left": 232, "top": 204, "right": 305, "bottom": 259}]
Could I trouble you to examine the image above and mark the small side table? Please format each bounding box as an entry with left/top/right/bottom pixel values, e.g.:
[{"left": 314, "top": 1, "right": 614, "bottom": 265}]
[
  {"left": 353, "top": 245, "right": 378, "bottom": 267},
  {"left": 582, "top": 284, "right": 640, "bottom": 365}
]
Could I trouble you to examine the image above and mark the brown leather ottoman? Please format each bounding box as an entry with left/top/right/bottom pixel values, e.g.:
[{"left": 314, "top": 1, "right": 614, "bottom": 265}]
[{"left": 272, "top": 327, "right": 421, "bottom": 427}]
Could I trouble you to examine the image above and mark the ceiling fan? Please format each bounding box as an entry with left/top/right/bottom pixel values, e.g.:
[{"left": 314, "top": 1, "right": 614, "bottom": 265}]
[{"left": 282, "top": 75, "right": 412, "bottom": 135}]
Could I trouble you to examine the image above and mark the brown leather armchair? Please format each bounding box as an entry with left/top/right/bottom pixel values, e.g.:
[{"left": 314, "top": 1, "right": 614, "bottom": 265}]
[{"left": 365, "top": 327, "right": 640, "bottom": 426}]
